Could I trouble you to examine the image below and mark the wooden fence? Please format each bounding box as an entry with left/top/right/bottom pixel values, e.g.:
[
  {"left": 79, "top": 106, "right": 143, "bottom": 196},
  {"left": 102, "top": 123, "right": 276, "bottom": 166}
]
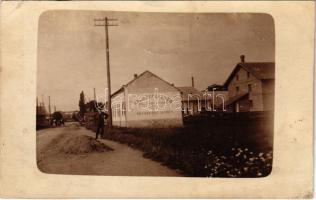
[{"left": 183, "top": 111, "right": 274, "bottom": 152}]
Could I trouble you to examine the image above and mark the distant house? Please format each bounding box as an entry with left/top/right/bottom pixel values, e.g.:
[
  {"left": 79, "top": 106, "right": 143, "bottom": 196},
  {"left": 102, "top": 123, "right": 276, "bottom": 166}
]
[
  {"left": 223, "top": 55, "right": 275, "bottom": 112},
  {"left": 36, "top": 100, "right": 49, "bottom": 128},
  {"left": 62, "top": 111, "right": 78, "bottom": 122},
  {"left": 177, "top": 85, "right": 228, "bottom": 115},
  {"left": 177, "top": 86, "right": 204, "bottom": 116},
  {"left": 207, "top": 84, "right": 226, "bottom": 91},
  {"left": 111, "top": 71, "right": 183, "bottom": 128},
  {"left": 202, "top": 84, "right": 228, "bottom": 111}
]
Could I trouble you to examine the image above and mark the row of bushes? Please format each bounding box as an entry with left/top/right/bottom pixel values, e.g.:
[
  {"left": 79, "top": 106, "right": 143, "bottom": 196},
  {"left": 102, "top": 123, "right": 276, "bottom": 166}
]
[{"left": 102, "top": 125, "right": 272, "bottom": 177}]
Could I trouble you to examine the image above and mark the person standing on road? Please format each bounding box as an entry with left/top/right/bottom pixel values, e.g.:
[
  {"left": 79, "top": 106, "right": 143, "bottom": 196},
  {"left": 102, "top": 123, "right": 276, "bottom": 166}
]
[{"left": 96, "top": 111, "right": 108, "bottom": 139}]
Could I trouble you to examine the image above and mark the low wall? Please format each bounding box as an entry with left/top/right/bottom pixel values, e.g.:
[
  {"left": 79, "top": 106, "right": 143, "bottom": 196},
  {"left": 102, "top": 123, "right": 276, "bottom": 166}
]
[
  {"left": 126, "top": 118, "right": 183, "bottom": 128},
  {"left": 183, "top": 111, "right": 274, "bottom": 151}
]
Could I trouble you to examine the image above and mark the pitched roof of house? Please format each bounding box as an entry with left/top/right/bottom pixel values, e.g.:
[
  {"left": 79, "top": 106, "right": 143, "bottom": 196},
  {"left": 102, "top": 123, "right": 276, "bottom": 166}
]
[
  {"left": 207, "top": 84, "right": 227, "bottom": 91},
  {"left": 223, "top": 62, "right": 275, "bottom": 87},
  {"left": 177, "top": 86, "right": 204, "bottom": 101},
  {"left": 111, "top": 70, "right": 180, "bottom": 97},
  {"left": 225, "top": 92, "right": 249, "bottom": 106}
]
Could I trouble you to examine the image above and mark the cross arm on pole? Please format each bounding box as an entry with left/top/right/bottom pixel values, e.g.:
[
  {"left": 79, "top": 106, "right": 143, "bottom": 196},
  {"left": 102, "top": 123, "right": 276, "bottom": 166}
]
[
  {"left": 94, "top": 18, "right": 118, "bottom": 21},
  {"left": 94, "top": 18, "right": 105, "bottom": 22},
  {"left": 94, "top": 18, "right": 118, "bottom": 26},
  {"left": 94, "top": 22, "right": 119, "bottom": 27}
]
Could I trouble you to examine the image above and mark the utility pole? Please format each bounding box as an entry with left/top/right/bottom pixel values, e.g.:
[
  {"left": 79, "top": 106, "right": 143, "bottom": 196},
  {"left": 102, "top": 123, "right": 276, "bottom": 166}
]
[
  {"left": 48, "top": 96, "right": 52, "bottom": 121},
  {"left": 94, "top": 17, "right": 118, "bottom": 127},
  {"left": 54, "top": 105, "right": 56, "bottom": 112},
  {"left": 93, "top": 88, "right": 96, "bottom": 101},
  {"left": 191, "top": 76, "right": 195, "bottom": 88},
  {"left": 41, "top": 94, "right": 45, "bottom": 106}
]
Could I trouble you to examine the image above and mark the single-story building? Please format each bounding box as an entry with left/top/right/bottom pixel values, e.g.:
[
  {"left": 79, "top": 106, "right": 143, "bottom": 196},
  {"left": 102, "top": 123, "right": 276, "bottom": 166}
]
[
  {"left": 178, "top": 85, "right": 228, "bottom": 115},
  {"left": 177, "top": 86, "right": 203, "bottom": 116},
  {"left": 111, "top": 71, "right": 183, "bottom": 128},
  {"left": 202, "top": 84, "right": 229, "bottom": 112}
]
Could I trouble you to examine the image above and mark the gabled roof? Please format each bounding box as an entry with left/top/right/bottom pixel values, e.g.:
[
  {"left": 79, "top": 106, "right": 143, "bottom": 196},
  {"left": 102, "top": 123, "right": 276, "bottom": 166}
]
[
  {"left": 207, "top": 84, "right": 227, "bottom": 91},
  {"left": 224, "top": 62, "right": 275, "bottom": 87},
  {"left": 225, "top": 92, "right": 249, "bottom": 106},
  {"left": 111, "top": 70, "right": 180, "bottom": 97},
  {"left": 177, "top": 86, "right": 203, "bottom": 101}
]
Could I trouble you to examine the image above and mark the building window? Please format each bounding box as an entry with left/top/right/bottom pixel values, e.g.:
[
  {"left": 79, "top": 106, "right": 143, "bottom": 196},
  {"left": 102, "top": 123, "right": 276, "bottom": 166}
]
[
  {"left": 248, "top": 84, "right": 252, "bottom": 92},
  {"left": 236, "top": 75, "right": 239, "bottom": 81},
  {"left": 236, "top": 86, "right": 239, "bottom": 92},
  {"left": 122, "top": 103, "right": 126, "bottom": 117},
  {"left": 235, "top": 102, "right": 240, "bottom": 112},
  {"left": 249, "top": 100, "right": 253, "bottom": 108},
  {"left": 247, "top": 72, "right": 250, "bottom": 78}
]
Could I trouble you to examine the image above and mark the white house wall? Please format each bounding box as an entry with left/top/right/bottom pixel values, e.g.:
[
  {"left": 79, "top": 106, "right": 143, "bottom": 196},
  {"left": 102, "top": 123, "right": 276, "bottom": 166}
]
[
  {"left": 111, "top": 91, "right": 127, "bottom": 127},
  {"left": 111, "top": 72, "right": 183, "bottom": 128}
]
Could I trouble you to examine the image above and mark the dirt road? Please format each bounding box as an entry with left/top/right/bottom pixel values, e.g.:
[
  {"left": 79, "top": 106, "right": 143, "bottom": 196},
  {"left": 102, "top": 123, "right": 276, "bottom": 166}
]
[{"left": 36, "top": 123, "right": 182, "bottom": 176}]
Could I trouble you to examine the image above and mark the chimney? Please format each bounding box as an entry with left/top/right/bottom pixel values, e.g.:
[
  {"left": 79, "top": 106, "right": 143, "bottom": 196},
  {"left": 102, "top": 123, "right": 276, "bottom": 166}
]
[
  {"left": 240, "top": 55, "right": 245, "bottom": 63},
  {"left": 191, "top": 76, "right": 195, "bottom": 88},
  {"left": 134, "top": 74, "right": 138, "bottom": 79}
]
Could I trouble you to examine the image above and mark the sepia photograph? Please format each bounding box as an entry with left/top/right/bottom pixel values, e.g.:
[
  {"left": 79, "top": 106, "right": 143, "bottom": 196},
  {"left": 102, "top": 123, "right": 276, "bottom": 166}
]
[{"left": 36, "top": 10, "right": 275, "bottom": 177}]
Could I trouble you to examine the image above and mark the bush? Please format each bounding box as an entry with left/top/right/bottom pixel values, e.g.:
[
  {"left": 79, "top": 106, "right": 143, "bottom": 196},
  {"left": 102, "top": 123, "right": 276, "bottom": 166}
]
[
  {"left": 205, "top": 147, "right": 272, "bottom": 177},
  {"left": 102, "top": 126, "right": 272, "bottom": 177}
]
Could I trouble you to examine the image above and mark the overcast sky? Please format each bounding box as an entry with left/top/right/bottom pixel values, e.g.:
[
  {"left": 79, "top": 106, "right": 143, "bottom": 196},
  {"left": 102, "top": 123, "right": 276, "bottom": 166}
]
[{"left": 37, "top": 11, "right": 274, "bottom": 111}]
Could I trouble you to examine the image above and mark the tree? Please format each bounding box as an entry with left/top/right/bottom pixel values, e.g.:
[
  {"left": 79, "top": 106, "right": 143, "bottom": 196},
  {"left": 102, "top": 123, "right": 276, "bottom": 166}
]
[
  {"left": 52, "top": 111, "right": 63, "bottom": 121},
  {"left": 86, "top": 100, "right": 96, "bottom": 112},
  {"left": 79, "top": 91, "right": 86, "bottom": 118}
]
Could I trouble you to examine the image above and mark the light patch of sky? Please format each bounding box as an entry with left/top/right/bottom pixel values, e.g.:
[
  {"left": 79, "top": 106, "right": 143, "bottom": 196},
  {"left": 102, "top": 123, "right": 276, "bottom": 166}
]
[{"left": 37, "top": 11, "right": 274, "bottom": 111}]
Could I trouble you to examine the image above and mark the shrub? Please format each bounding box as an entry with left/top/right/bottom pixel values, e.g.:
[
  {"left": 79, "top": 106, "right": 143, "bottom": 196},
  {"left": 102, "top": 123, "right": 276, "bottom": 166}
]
[{"left": 102, "top": 127, "right": 272, "bottom": 177}]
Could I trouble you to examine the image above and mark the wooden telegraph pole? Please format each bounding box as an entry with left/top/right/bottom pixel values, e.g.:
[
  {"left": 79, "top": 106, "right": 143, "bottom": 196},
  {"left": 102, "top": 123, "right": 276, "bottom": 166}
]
[
  {"left": 48, "top": 96, "right": 52, "bottom": 123},
  {"left": 93, "top": 88, "right": 96, "bottom": 101},
  {"left": 94, "top": 17, "right": 118, "bottom": 127}
]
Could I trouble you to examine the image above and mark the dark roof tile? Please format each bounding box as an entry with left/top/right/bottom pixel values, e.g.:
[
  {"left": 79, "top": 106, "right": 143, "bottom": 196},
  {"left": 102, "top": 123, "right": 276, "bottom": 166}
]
[
  {"left": 177, "top": 86, "right": 203, "bottom": 101},
  {"left": 224, "top": 62, "right": 275, "bottom": 87}
]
